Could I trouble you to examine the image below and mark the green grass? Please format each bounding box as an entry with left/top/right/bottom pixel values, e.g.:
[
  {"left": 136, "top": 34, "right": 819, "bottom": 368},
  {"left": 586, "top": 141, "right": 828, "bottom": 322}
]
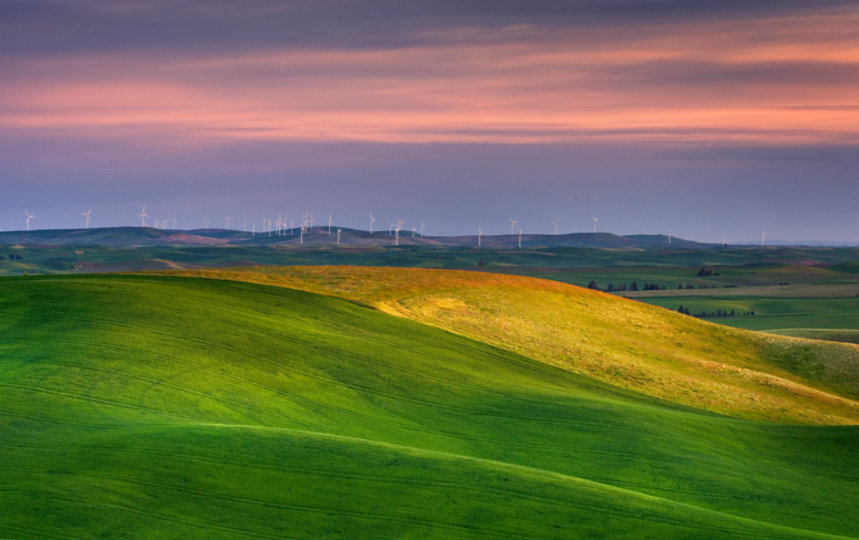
[
  {"left": 2, "top": 274, "right": 859, "bottom": 538},
  {"left": 768, "top": 328, "right": 859, "bottom": 345},
  {"left": 638, "top": 296, "right": 859, "bottom": 332}
]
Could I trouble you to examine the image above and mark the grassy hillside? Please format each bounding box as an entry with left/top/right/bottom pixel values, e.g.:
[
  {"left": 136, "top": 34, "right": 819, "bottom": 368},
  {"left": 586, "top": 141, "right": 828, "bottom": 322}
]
[
  {"left": 163, "top": 266, "right": 859, "bottom": 425},
  {"left": 1, "top": 274, "right": 858, "bottom": 538}
]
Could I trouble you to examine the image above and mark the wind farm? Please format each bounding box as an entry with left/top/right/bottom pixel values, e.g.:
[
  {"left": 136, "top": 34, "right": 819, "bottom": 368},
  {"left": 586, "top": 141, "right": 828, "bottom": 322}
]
[{"left": 2, "top": 1, "right": 858, "bottom": 538}]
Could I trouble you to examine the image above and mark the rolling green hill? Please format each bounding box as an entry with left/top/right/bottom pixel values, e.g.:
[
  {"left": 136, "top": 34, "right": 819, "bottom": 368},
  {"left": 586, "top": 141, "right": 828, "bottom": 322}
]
[
  {"left": 163, "top": 266, "right": 859, "bottom": 425},
  {"left": 2, "top": 274, "right": 858, "bottom": 538}
]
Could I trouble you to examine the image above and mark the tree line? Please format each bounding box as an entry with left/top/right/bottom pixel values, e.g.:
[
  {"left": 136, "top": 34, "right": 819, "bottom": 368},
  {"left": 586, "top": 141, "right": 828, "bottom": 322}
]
[
  {"left": 587, "top": 280, "right": 725, "bottom": 292},
  {"left": 676, "top": 306, "right": 755, "bottom": 318}
]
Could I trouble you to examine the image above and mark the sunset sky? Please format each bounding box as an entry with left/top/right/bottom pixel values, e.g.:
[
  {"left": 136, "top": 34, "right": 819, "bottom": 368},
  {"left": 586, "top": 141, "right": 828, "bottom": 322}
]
[{"left": 2, "top": 1, "right": 858, "bottom": 242}]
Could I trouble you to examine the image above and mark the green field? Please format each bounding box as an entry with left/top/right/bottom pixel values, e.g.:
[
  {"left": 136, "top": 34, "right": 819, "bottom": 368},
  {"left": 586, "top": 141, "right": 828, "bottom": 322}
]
[
  {"left": 2, "top": 274, "right": 858, "bottom": 537},
  {"left": 638, "top": 296, "right": 859, "bottom": 330}
]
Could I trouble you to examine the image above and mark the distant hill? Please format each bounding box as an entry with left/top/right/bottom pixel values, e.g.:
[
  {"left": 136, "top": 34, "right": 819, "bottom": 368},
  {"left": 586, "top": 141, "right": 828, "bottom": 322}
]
[{"left": 0, "top": 226, "right": 712, "bottom": 249}]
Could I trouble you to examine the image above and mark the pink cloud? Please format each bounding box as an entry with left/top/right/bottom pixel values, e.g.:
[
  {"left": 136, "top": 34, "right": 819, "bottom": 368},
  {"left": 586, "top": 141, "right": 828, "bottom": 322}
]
[{"left": 3, "top": 8, "right": 858, "bottom": 148}]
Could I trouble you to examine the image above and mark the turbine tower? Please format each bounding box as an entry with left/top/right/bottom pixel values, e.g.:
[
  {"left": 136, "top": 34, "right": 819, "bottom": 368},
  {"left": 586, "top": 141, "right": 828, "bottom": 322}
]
[
  {"left": 518, "top": 228, "right": 523, "bottom": 248},
  {"left": 395, "top": 218, "right": 404, "bottom": 246},
  {"left": 337, "top": 227, "right": 342, "bottom": 245},
  {"left": 668, "top": 226, "right": 672, "bottom": 245},
  {"left": 328, "top": 212, "right": 333, "bottom": 235},
  {"left": 509, "top": 218, "right": 517, "bottom": 236},
  {"left": 420, "top": 220, "right": 426, "bottom": 239},
  {"left": 369, "top": 211, "right": 376, "bottom": 235},
  {"left": 139, "top": 206, "right": 148, "bottom": 228},
  {"left": 761, "top": 230, "right": 766, "bottom": 247},
  {"left": 592, "top": 216, "right": 598, "bottom": 233},
  {"left": 24, "top": 211, "right": 34, "bottom": 231},
  {"left": 224, "top": 216, "right": 231, "bottom": 230},
  {"left": 203, "top": 218, "right": 210, "bottom": 229},
  {"left": 82, "top": 209, "right": 92, "bottom": 229},
  {"left": 552, "top": 218, "right": 559, "bottom": 236},
  {"left": 478, "top": 225, "right": 483, "bottom": 248}
]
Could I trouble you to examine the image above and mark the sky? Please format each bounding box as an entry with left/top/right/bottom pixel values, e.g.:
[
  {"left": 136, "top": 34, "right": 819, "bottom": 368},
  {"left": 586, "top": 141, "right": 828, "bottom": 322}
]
[{"left": 2, "top": 0, "right": 858, "bottom": 243}]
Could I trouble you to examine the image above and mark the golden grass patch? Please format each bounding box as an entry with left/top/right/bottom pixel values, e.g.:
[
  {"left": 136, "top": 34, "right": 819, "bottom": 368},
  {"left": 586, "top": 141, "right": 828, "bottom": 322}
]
[{"left": 154, "top": 266, "right": 859, "bottom": 425}]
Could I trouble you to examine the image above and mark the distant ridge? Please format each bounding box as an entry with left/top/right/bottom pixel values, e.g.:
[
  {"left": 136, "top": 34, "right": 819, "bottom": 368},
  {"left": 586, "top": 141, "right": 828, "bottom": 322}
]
[{"left": 0, "top": 226, "right": 713, "bottom": 249}]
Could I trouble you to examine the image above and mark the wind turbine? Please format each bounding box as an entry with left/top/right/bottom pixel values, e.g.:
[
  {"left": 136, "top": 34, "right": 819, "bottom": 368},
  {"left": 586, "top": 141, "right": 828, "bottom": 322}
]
[
  {"left": 509, "top": 218, "right": 517, "bottom": 236},
  {"left": 478, "top": 225, "right": 483, "bottom": 248},
  {"left": 518, "top": 228, "right": 523, "bottom": 248},
  {"left": 203, "top": 218, "right": 210, "bottom": 229},
  {"left": 139, "top": 206, "right": 148, "bottom": 228},
  {"left": 552, "top": 218, "right": 559, "bottom": 236},
  {"left": 420, "top": 220, "right": 426, "bottom": 238},
  {"left": 395, "top": 218, "right": 403, "bottom": 246},
  {"left": 592, "top": 216, "right": 598, "bottom": 233},
  {"left": 369, "top": 211, "right": 376, "bottom": 235},
  {"left": 300, "top": 213, "right": 308, "bottom": 244},
  {"left": 761, "top": 230, "right": 766, "bottom": 247},
  {"left": 337, "top": 227, "right": 342, "bottom": 246},
  {"left": 82, "top": 209, "right": 92, "bottom": 229},
  {"left": 24, "top": 211, "right": 34, "bottom": 231},
  {"left": 668, "top": 226, "right": 672, "bottom": 245},
  {"left": 328, "top": 212, "right": 333, "bottom": 235},
  {"left": 224, "top": 216, "right": 231, "bottom": 230}
]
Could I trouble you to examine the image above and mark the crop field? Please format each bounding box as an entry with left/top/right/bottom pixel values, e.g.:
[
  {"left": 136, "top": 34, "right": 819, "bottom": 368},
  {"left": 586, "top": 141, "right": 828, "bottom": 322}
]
[{"left": 2, "top": 273, "right": 858, "bottom": 538}]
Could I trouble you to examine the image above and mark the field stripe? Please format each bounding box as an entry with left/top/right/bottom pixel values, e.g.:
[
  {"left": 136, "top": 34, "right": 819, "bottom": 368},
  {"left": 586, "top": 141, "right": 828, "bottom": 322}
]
[{"left": 188, "top": 421, "right": 854, "bottom": 540}]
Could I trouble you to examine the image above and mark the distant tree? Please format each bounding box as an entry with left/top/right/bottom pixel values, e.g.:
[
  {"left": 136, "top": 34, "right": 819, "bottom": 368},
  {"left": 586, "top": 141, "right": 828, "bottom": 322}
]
[
  {"left": 629, "top": 281, "right": 638, "bottom": 291},
  {"left": 697, "top": 266, "right": 714, "bottom": 276},
  {"left": 678, "top": 282, "right": 683, "bottom": 289},
  {"left": 606, "top": 283, "right": 615, "bottom": 292},
  {"left": 587, "top": 280, "right": 600, "bottom": 290}
]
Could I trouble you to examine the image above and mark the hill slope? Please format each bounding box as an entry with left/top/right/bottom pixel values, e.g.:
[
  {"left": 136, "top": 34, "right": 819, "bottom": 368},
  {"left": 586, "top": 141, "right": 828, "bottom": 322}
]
[
  {"left": 163, "top": 266, "right": 859, "bottom": 425},
  {"left": 0, "top": 226, "right": 708, "bottom": 249},
  {"left": 1, "top": 275, "right": 858, "bottom": 537}
]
